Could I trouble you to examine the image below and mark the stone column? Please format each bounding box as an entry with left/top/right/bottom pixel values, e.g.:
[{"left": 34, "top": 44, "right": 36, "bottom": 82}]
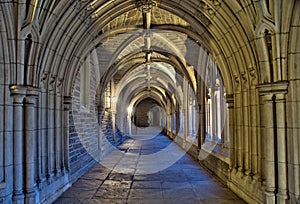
[
  {"left": 260, "top": 94, "right": 276, "bottom": 204},
  {"left": 179, "top": 108, "right": 184, "bottom": 135},
  {"left": 24, "top": 88, "right": 38, "bottom": 204},
  {"left": 63, "top": 96, "right": 72, "bottom": 172},
  {"left": 197, "top": 103, "right": 205, "bottom": 148},
  {"left": 258, "top": 82, "right": 289, "bottom": 204},
  {"left": 226, "top": 95, "right": 235, "bottom": 170},
  {"left": 10, "top": 85, "right": 26, "bottom": 204},
  {"left": 171, "top": 111, "right": 175, "bottom": 138},
  {"left": 98, "top": 109, "right": 103, "bottom": 156},
  {"left": 55, "top": 94, "right": 62, "bottom": 175},
  {"left": 234, "top": 91, "right": 244, "bottom": 174},
  {"left": 206, "top": 97, "right": 211, "bottom": 138},
  {"left": 128, "top": 114, "right": 132, "bottom": 137},
  {"left": 242, "top": 89, "right": 250, "bottom": 175},
  {"left": 183, "top": 78, "right": 189, "bottom": 141},
  {"left": 275, "top": 93, "right": 289, "bottom": 203},
  {"left": 250, "top": 87, "right": 260, "bottom": 180},
  {"left": 40, "top": 89, "right": 48, "bottom": 180},
  {"left": 48, "top": 90, "right": 55, "bottom": 178},
  {"left": 36, "top": 91, "right": 43, "bottom": 187},
  {"left": 165, "top": 113, "right": 169, "bottom": 136},
  {"left": 111, "top": 111, "right": 116, "bottom": 141}
]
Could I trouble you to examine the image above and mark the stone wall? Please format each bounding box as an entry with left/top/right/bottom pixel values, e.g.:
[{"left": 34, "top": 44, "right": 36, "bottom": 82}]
[
  {"left": 69, "top": 56, "right": 100, "bottom": 181},
  {"left": 134, "top": 99, "right": 158, "bottom": 127}
]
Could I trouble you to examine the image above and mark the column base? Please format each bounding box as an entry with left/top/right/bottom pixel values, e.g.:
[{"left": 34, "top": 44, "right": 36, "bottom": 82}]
[
  {"left": 276, "top": 190, "right": 289, "bottom": 204},
  {"left": 25, "top": 191, "right": 36, "bottom": 204},
  {"left": 47, "top": 172, "right": 55, "bottom": 184},
  {"left": 265, "top": 190, "right": 276, "bottom": 204},
  {"left": 12, "top": 193, "right": 24, "bottom": 204},
  {"left": 237, "top": 167, "right": 244, "bottom": 178}
]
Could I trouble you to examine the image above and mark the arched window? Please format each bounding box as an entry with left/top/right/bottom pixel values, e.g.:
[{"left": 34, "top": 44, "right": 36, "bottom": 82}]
[
  {"left": 80, "top": 56, "right": 90, "bottom": 110},
  {"left": 205, "top": 59, "right": 227, "bottom": 145}
]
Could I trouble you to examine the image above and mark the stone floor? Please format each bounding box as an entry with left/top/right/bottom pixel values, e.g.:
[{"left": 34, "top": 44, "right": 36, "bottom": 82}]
[{"left": 54, "top": 127, "right": 246, "bottom": 204}]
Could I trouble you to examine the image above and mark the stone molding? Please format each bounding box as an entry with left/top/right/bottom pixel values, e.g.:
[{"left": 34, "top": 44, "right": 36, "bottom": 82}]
[{"left": 256, "top": 81, "right": 289, "bottom": 96}]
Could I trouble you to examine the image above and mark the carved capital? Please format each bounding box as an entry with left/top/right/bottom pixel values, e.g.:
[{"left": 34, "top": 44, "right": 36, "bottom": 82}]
[
  {"left": 49, "top": 74, "right": 56, "bottom": 92},
  {"left": 136, "top": 0, "right": 157, "bottom": 13}
]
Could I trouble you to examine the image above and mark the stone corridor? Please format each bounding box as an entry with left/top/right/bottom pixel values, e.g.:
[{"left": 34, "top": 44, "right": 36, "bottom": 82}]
[{"left": 54, "top": 127, "right": 245, "bottom": 204}]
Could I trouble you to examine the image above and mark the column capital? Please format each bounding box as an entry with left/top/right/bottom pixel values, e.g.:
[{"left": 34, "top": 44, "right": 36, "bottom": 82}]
[
  {"left": 256, "top": 81, "right": 289, "bottom": 96},
  {"left": 25, "top": 87, "right": 39, "bottom": 104},
  {"left": 10, "top": 85, "right": 27, "bottom": 103}
]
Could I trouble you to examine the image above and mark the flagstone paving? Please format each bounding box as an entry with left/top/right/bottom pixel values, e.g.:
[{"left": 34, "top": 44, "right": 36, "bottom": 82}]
[{"left": 54, "top": 128, "right": 246, "bottom": 204}]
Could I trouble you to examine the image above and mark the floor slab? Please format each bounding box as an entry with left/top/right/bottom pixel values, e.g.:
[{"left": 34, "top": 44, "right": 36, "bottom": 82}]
[{"left": 54, "top": 128, "right": 246, "bottom": 204}]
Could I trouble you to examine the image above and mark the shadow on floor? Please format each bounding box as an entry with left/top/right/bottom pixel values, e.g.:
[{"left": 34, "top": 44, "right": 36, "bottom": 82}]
[{"left": 54, "top": 128, "right": 246, "bottom": 204}]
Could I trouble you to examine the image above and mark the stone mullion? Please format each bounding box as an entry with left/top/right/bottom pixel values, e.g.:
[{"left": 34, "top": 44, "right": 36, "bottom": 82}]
[
  {"left": 10, "top": 86, "right": 26, "bottom": 204},
  {"left": 24, "top": 89, "right": 38, "bottom": 203},
  {"left": 275, "top": 93, "right": 289, "bottom": 203},
  {"left": 63, "top": 96, "right": 72, "bottom": 172},
  {"left": 260, "top": 94, "right": 276, "bottom": 204}
]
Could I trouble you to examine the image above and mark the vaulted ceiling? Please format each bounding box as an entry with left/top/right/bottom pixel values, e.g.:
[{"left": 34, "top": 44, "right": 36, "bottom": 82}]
[{"left": 2, "top": 0, "right": 297, "bottom": 103}]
